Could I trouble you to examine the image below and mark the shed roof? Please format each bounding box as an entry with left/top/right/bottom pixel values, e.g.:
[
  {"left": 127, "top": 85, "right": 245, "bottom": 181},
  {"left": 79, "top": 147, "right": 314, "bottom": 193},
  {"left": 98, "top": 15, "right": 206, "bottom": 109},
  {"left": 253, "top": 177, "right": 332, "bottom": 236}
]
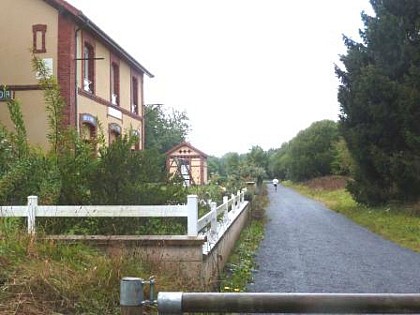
[{"left": 166, "top": 141, "right": 208, "bottom": 158}]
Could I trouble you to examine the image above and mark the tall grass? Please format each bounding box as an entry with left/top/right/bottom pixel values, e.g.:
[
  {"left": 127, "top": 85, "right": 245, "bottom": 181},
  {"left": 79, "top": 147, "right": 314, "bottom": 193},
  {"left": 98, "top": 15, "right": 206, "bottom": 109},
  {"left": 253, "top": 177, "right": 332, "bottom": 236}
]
[{"left": 0, "top": 220, "right": 156, "bottom": 314}]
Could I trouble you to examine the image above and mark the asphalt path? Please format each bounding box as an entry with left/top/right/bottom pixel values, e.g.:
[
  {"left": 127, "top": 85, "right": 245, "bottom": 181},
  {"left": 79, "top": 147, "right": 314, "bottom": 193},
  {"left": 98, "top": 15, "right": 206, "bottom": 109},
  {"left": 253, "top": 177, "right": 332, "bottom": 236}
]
[{"left": 247, "top": 184, "right": 420, "bottom": 294}]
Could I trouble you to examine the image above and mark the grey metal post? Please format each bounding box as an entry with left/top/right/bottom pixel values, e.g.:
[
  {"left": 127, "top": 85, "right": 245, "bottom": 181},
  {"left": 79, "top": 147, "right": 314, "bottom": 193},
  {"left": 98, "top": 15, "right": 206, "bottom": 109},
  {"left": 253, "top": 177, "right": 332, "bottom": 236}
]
[{"left": 120, "top": 277, "right": 144, "bottom": 315}]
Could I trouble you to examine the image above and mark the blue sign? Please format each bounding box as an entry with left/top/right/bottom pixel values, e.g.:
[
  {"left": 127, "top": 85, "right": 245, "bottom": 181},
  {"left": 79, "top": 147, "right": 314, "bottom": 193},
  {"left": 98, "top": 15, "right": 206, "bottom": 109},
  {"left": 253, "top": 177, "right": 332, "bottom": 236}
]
[
  {"left": 81, "top": 114, "right": 96, "bottom": 126},
  {"left": 0, "top": 88, "right": 12, "bottom": 101}
]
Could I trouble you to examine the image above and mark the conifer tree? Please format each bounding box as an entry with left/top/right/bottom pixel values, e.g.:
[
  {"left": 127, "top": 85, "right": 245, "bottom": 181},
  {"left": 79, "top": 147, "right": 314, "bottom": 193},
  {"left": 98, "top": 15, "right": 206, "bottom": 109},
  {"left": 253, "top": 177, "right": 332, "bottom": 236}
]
[{"left": 336, "top": 0, "right": 420, "bottom": 204}]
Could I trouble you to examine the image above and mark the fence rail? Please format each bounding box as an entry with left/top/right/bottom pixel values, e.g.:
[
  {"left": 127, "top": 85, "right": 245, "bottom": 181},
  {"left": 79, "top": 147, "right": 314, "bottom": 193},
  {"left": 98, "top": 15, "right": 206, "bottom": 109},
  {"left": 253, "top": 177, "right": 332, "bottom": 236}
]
[
  {"left": 157, "top": 292, "right": 420, "bottom": 314},
  {"left": 0, "top": 190, "right": 246, "bottom": 239}
]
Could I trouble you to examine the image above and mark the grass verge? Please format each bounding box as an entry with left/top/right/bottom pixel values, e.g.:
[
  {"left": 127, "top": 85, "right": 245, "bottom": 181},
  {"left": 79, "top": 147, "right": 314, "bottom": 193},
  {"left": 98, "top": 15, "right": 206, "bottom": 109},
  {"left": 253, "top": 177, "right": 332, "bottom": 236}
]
[
  {"left": 219, "top": 185, "right": 268, "bottom": 292},
  {"left": 0, "top": 226, "right": 146, "bottom": 314},
  {"left": 284, "top": 178, "right": 420, "bottom": 253}
]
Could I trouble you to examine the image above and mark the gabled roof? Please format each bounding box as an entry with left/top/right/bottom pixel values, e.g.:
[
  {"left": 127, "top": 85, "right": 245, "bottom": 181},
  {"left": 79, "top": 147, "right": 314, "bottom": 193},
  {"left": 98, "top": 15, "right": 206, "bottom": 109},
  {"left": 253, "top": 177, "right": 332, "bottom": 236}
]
[
  {"left": 166, "top": 141, "right": 208, "bottom": 158},
  {"left": 43, "top": 0, "right": 154, "bottom": 78}
]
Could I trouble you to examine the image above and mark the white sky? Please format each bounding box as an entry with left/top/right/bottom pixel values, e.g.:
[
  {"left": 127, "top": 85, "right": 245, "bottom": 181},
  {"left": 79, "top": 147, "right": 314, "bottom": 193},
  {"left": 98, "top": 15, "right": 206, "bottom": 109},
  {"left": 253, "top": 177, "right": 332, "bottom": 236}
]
[{"left": 66, "top": 0, "right": 373, "bottom": 157}]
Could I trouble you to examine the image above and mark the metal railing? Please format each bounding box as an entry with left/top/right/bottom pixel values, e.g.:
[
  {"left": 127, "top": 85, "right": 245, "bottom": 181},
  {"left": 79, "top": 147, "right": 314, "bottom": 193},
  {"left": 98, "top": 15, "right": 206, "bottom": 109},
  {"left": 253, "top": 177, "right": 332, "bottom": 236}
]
[
  {"left": 156, "top": 292, "right": 420, "bottom": 314},
  {"left": 119, "top": 277, "right": 420, "bottom": 314}
]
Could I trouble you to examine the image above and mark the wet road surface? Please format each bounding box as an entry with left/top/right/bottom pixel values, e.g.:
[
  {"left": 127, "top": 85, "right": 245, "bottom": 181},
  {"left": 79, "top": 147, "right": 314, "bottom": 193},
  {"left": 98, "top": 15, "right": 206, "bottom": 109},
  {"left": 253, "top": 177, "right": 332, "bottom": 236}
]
[{"left": 247, "top": 184, "right": 420, "bottom": 294}]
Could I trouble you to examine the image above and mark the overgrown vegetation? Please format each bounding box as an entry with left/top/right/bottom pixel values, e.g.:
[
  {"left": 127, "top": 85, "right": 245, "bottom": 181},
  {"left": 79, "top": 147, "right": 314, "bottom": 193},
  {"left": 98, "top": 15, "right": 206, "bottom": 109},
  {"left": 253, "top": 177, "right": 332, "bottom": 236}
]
[
  {"left": 0, "top": 56, "right": 190, "bottom": 235},
  {"left": 219, "top": 185, "right": 268, "bottom": 292},
  {"left": 0, "top": 54, "right": 271, "bottom": 313},
  {"left": 0, "top": 219, "right": 203, "bottom": 314},
  {"left": 208, "top": 146, "right": 268, "bottom": 194},
  {"left": 284, "top": 176, "right": 420, "bottom": 253},
  {"left": 144, "top": 103, "right": 190, "bottom": 153}
]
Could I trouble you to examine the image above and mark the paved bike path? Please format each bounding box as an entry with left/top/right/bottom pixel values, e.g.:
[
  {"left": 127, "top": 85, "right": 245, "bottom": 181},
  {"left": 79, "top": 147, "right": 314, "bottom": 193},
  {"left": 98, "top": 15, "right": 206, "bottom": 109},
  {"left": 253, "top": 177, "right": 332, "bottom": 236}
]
[{"left": 247, "top": 184, "right": 420, "bottom": 293}]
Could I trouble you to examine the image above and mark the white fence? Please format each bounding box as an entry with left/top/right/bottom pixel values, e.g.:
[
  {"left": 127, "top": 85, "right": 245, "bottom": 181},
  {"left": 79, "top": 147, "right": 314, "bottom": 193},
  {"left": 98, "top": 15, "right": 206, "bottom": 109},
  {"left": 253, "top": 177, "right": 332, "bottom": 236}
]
[{"left": 0, "top": 190, "right": 247, "bottom": 241}]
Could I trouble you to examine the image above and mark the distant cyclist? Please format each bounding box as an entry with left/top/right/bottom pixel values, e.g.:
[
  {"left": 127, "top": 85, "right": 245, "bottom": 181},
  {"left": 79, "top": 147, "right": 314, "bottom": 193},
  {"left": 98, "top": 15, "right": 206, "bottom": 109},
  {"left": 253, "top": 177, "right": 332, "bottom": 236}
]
[{"left": 272, "top": 178, "right": 279, "bottom": 192}]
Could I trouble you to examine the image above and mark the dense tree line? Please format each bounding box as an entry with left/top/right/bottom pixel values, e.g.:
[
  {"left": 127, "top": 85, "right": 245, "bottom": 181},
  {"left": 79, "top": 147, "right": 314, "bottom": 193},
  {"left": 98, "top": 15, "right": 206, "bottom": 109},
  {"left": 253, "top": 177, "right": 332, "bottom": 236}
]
[
  {"left": 267, "top": 120, "right": 344, "bottom": 182},
  {"left": 207, "top": 120, "right": 347, "bottom": 189}
]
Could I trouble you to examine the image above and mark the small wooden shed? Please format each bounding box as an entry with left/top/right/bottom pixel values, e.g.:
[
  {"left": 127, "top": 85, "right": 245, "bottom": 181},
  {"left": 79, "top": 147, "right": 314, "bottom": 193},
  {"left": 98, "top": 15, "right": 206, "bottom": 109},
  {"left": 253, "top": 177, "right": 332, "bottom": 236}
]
[{"left": 166, "top": 142, "right": 208, "bottom": 186}]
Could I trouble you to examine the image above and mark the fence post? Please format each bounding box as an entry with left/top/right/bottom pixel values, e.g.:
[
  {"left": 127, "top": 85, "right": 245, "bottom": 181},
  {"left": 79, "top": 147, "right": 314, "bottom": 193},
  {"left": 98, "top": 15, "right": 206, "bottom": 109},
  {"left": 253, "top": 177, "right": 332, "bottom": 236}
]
[
  {"left": 231, "top": 193, "right": 235, "bottom": 210},
  {"left": 187, "top": 195, "right": 198, "bottom": 236},
  {"left": 235, "top": 191, "right": 240, "bottom": 209},
  {"left": 120, "top": 277, "right": 144, "bottom": 315},
  {"left": 210, "top": 202, "right": 217, "bottom": 235},
  {"left": 27, "top": 195, "right": 38, "bottom": 235},
  {"left": 223, "top": 196, "right": 229, "bottom": 218}
]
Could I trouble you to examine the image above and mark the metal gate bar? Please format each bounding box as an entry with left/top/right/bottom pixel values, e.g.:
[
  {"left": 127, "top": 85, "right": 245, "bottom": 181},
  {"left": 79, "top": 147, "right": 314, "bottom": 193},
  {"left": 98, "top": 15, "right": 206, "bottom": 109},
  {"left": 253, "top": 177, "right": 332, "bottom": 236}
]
[{"left": 157, "top": 292, "right": 420, "bottom": 314}]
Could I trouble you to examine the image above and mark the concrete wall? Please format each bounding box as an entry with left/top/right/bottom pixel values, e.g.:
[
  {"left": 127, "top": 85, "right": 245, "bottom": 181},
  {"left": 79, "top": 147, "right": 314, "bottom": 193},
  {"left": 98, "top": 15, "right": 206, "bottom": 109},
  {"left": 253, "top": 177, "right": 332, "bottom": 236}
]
[
  {"left": 48, "top": 201, "right": 250, "bottom": 290},
  {"left": 202, "top": 201, "right": 251, "bottom": 288}
]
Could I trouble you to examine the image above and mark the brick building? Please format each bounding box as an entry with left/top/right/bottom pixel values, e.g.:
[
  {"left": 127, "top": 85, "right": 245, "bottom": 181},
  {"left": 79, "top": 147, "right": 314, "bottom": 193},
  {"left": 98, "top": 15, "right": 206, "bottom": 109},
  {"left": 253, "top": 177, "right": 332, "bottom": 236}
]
[{"left": 0, "top": 0, "right": 153, "bottom": 150}]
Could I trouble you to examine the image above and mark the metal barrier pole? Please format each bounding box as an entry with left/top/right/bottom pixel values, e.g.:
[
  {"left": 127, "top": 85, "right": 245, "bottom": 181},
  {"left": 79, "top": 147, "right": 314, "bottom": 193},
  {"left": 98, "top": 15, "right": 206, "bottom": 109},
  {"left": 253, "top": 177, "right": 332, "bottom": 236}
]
[{"left": 157, "top": 292, "right": 420, "bottom": 314}]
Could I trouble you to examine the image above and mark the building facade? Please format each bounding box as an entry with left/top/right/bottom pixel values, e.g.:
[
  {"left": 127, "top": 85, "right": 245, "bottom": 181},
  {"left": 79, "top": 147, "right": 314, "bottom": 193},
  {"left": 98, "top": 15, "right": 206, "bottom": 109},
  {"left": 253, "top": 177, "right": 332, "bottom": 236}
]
[
  {"left": 167, "top": 142, "right": 208, "bottom": 186},
  {"left": 0, "top": 0, "right": 153, "bottom": 150}
]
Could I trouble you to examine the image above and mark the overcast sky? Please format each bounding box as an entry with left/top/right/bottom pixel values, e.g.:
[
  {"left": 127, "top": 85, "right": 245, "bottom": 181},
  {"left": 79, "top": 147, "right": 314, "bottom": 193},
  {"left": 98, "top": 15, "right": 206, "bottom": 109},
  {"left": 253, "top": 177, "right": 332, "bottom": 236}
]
[{"left": 66, "top": 0, "right": 374, "bottom": 157}]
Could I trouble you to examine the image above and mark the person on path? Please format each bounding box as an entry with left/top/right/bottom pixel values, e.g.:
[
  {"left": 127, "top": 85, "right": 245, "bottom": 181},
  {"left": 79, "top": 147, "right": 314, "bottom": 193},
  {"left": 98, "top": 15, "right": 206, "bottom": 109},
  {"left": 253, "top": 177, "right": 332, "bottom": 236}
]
[{"left": 272, "top": 178, "right": 279, "bottom": 192}]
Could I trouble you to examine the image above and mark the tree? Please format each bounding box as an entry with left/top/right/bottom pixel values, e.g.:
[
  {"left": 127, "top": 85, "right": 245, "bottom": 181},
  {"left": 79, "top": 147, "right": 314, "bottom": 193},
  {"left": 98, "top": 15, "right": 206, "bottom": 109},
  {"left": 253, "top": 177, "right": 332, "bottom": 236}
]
[
  {"left": 207, "top": 155, "right": 224, "bottom": 180},
  {"left": 89, "top": 134, "right": 183, "bottom": 205},
  {"left": 336, "top": 0, "right": 420, "bottom": 205},
  {"left": 246, "top": 146, "right": 269, "bottom": 172},
  {"left": 144, "top": 104, "right": 190, "bottom": 153},
  {"left": 268, "top": 142, "right": 291, "bottom": 180},
  {"left": 331, "top": 137, "right": 355, "bottom": 176},
  {"left": 287, "top": 120, "right": 340, "bottom": 182}
]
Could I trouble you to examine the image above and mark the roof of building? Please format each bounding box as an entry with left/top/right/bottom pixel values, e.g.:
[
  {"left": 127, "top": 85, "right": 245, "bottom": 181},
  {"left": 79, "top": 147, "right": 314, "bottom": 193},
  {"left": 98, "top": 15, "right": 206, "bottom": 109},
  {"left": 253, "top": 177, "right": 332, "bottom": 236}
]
[
  {"left": 166, "top": 141, "right": 208, "bottom": 158},
  {"left": 43, "top": 0, "right": 154, "bottom": 78}
]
